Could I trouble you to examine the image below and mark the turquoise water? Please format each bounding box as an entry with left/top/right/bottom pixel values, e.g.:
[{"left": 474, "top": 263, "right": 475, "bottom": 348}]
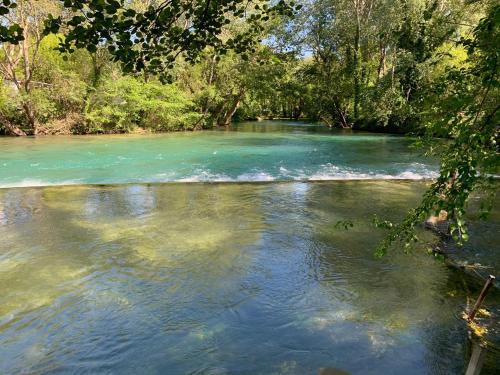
[
  {"left": 0, "top": 121, "right": 498, "bottom": 374},
  {"left": 0, "top": 121, "right": 437, "bottom": 188}
]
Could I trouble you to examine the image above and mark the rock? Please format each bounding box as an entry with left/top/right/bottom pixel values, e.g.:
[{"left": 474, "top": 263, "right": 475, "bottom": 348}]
[
  {"left": 425, "top": 210, "right": 450, "bottom": 236},
  {"left": 319, "top": 368, "right": 351, "bottom": 375}
]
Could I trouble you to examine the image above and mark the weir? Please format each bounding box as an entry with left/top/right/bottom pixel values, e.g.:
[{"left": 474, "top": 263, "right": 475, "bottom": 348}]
[{"left": 0, "top": 122, "right": 498, "bottom": 374}]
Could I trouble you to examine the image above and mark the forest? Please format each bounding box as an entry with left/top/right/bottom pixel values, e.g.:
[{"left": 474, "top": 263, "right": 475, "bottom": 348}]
[{"left": 0, "top": 0, "right": 496, "bottom": 137}]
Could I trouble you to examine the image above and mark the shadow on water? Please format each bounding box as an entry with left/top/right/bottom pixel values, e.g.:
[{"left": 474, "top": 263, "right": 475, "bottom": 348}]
[{"left": 0, "top": 181, "right": 498, "bottom": 374}]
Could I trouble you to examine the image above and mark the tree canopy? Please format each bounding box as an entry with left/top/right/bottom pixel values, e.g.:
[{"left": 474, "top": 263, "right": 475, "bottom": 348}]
[{"left": 6, "top": 1, "right": 300, "bottom": 78}]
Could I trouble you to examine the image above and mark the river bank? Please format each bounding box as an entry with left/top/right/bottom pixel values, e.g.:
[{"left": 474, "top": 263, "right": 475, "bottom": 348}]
[{"left": 1, "top": 118, "right": 426, "bottom": 137}]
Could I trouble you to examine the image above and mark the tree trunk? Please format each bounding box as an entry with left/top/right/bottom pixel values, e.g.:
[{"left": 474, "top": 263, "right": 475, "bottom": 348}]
[
  {"left": 391, "top": 48, "right": 397, "bottom": 89},
  {"left": 335, "top": 106, "right": 350, "bottom": 128},
  {"left": 21, "top": 101, "right": 37, "bottom": 134},
  {"left": 377, "top": 39, "right": 386, "bottom": 81},
  {"left": 199, "top": 54, "right": 218, "bottom": 120},
  {"left": 219, "top": 98, "right": 241, "bottom": 126},
  {"left": 1, "top": 116, "right": 27, "bottom": 136},
  {"left": 20, "top": 17, "right": 38, "bottom": 135},
  {"left": 293, "top": 107, "right": 302, "bottom": 120},
  {"left": 353, "top": 2, "right": 361, "bottom": 121},
  {"left": 0, "top": 0, "right": 47, "bottom": 136},
  {"left": 218, "top": 89, "right": 245, "bottom": 127},
  {"left": 337, "top": 111, "right": 350, "bottom": 128},
  {"left": 91, "top": 53, "right": 102, "bottom": 87},
  {"left": 321, "top": 100, "right": 350, "bottom": 129}
]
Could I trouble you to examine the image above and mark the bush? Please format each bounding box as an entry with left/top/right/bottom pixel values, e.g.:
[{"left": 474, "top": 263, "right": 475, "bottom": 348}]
[{"left": 84, "top": 76, "right": 203, "bottom": 133}]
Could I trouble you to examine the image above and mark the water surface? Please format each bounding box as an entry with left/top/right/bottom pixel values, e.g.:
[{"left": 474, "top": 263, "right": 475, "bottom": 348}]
[
  {"left": 0, "top": 121, "right": 437, "bottom": 188},
  {"left": 1, "top": 121, "right": 498, "bottom": 374},
  {"left": 1, "top": 181, "right": 498, "bottom": 374}
]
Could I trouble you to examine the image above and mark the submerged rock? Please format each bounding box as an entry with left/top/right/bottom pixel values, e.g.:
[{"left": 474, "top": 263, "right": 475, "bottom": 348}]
[
  {"left": 425, "top": 210, "right": 450, "bottom": 236},
  {"left": 319, "top": 368, "right": 351, "bottom": 375}
]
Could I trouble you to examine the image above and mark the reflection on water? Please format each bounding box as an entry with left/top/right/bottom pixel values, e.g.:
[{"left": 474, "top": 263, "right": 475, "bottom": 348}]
[{"left": 0, "top": 181, "right": 498, "bottom": 374}]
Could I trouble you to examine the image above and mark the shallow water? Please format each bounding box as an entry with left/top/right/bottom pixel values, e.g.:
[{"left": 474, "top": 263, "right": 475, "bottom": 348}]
[
  {"left": 1, "top": 121, "right": 498, "bottom": 374},
  {"left": 0, "top": 181, "right": 498, "bottom": 375},
  {"left": 0, "top": 121, "right": 437, "bottom": 188}
]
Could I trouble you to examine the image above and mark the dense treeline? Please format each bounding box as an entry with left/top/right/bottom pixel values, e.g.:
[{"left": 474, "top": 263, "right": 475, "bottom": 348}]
[
  {"left": 0, "top": 0, "right": 291, "bottom": 135},
  {"left": 266, "top": 0, "right": 497, "bottom": 135},
  {"left": 0, "top": 0, "right": 494, "bottom": 136}
]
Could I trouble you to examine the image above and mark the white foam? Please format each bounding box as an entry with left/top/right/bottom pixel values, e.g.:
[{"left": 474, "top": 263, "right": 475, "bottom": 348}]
[
  {"left": 176, "top": 170, "right": 231, "bottom": 182},
  {"left": 0, "top": 179, "right": 83, "bottom": 189},
  {"left": 308, "top": 163, "right": 437, "bottom": 181},
  {"left": 177, "top": 170, "right": 275, "bottom": 182},
  {"left": 0, "top": 165, "right": 438, "bottom": 188},
  {"left": 236, "top": 172, "right": 275, "bottom": 182},
  {"left": 309, "top": 173, "right": 433, "bottom": 181}
]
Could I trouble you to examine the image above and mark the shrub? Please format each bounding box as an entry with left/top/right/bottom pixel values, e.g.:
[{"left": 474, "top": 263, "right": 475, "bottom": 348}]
[{"left": 84, "top": 76, "right": 202, "bottom": 133}]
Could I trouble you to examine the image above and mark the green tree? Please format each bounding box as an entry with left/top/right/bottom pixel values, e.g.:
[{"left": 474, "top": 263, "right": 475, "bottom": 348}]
[
  {"left": 0, "top": 0, "right": 60, "bottom": 135},
  {"left": 376, "top": 2, "right": 499, "bottom": 255},
  {"left": 84, "top": 75, "right": 202, "bottom": 133},
  {"left": 43, "top": 0, "right": 300, "bottom": 80}
]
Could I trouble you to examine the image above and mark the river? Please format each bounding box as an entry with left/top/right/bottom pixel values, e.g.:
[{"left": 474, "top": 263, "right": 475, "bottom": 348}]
[
  {"left": 0, "top": 121, "right": 437, "bottom": 188},
  {"left": 0, "top": 121, "right": 498, "bottom": 374}
]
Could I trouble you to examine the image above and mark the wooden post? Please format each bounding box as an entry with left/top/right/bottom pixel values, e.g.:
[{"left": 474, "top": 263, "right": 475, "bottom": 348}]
[
  {"left": 465, "top": 342, "right": 486, "bottom": 375},
  {"left": 468, "top": 275, "right": 496, "bottom": 321}
]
